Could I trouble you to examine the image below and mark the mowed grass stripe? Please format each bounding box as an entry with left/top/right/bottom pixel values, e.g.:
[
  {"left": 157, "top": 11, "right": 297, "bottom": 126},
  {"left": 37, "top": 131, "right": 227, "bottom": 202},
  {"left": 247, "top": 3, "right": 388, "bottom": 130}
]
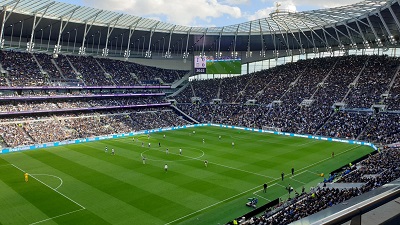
[
  {"left": 24, "top": 148, "right": 233, "bottom": 223},
  {"left": 112, "top": 134, "right": 278, "bottom": 183},
  {"left": 0, "top": 175, "right": 52, "bottom": 225},
  {"left": 65, "top": 141, "right": 264, "bottom": 206},
  {"left": 0, "top": 127, "right": 376, "bottom": 225},
  {"left": 0, "top": 158, "right": 80, "bottom": 225},
  {"left": 92, "top": 134, "right": 275, "bottom": 184},
  {"left": 5, "top": 151, "right": 155, "bottom": 225},
  {"left": 61, "top": 143, "right": 240, "bottom": 199},
  {"left": 26, "top": 148, "right": 248, "bottom": 223},
  {"left": 1, "top": 154, "right": 112, "bottom": 225}
]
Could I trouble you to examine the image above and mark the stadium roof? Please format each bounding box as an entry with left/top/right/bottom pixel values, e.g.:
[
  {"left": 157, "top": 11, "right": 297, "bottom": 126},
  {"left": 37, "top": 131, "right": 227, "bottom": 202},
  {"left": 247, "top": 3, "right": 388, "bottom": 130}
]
[
  {"left": 0, "top": 0, "right": 394, "bottom": 34},
  {"left": 0, "top": 0, "right": 399, "bottom": 59}
]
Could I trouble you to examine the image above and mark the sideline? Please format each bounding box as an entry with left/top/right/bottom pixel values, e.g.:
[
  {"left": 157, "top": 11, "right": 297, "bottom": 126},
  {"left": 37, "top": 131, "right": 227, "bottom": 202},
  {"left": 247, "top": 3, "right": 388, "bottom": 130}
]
[{"left": 164, "top": 145, "right": 362, "bottom": 224}]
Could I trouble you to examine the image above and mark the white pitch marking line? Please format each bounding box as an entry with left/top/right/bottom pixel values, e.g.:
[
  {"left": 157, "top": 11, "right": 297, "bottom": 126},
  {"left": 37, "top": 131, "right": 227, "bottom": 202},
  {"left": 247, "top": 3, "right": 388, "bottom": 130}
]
[
  {"left": 290, "top": 177, "right": 306, "bottom": 185},
  {"left": 29, "top": 208, "right": 85, "bottom": 225},
  {"left": 11, "top": 164, "right": 85, "bottom": 209},
  {"left": 253, "top": 189, "right": 271, "bottom": 201},
  {"left": 30, "top": 174, "right": 63, "bottom": 190},
  {"left": 0, "top": 164, "right": 11, "bottom": 168},
  {"left": 164, "top": 145, "right": 362, "bottom": 225},
  {"left": 164, "top": 185, "right": 262, "bottom": 225},
  {"left": 141, "top": 145, "right": 276, "bottom": 180},
  {"left": 275, "top": 183, "right": 286, "bottom": 188}
]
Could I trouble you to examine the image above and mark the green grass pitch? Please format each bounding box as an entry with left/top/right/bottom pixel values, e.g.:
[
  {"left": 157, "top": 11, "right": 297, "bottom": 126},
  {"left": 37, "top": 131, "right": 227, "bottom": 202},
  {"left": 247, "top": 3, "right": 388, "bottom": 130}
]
[
  {"left": 206, "top": 60, "right": 241, "bottom": 74},
  {"left": 0, "top": 126, "right": 374, "bottom": 225}
]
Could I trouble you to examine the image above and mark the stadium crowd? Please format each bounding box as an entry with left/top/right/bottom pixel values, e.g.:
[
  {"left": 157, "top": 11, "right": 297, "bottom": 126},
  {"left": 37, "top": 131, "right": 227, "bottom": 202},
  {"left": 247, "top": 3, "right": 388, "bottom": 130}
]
[
  {"left": 0, "top": 96, "right": 165, "bottom": 113},
  {"left": 233, "top": 148, "right": 400, "bottom": 225},
  {"left": 0, "top": 108, "right": 188, "bottom": 147},
  {"left": 174, "top": 55, "right": 400, "bottom": 145},
  {"left": 0, "top": 49, "right": 399, "bottom": 225},
  {"left": 0, "top": 50, "right": 188, "bottom": 87}
]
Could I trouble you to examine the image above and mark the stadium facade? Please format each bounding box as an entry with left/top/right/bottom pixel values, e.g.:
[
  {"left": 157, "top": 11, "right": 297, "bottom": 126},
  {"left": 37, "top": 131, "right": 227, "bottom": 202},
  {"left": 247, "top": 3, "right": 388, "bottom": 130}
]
[
  {"left": 0, "top": 1, "right": 400, "bottom": 224},
  {"left": 0, "top": 0, "right": 399, "bottom": 65}
]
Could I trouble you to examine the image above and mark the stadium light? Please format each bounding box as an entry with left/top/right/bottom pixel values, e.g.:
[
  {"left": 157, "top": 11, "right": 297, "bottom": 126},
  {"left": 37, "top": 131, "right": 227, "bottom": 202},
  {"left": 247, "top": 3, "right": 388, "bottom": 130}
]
[
  {"left": 260, "top": 50, "right": 266, "bottom": 57},
  {"left": 389, "top": 35, "right": 397, "bottom": 45},
  {"left": 375, "top": 38, "right": 383, "bottom": 47},
  {"left": 338, "top": 44, "right": 345, "bottom": 51},
  {"left": 124, "top": 49, "right": 130, "bottom": 59},
  {"left": 183, "top": 51, "right": 189, "bottom": 59},
  {"left": 299, "top": 48, "right": 305, "bottom": 54},
  {"left": 286, "top": 49, "right": 293, "bottom": 56},
  {"left": 363, "top": 40, "right": 370, "bottom": 49},
  {"left": 102, "top": 48, "right": 109, "bottom": 57},
  {"left": 78, "top": 46, "right": 86, "bottom": 55},
  {"left": 246, "top": 51, "right": 252, "bottom": 58},
  {"left": 273, "top": 50, "right": 279, "bottom": 58},
  {"left": 350, "top": 43, "right": 358, "bottom": 50},
  {"left": 231, "top": 51, "right": 238, "bottom": 59},
  {"left": 145, "top": 50, "right": 152, "bottom": 58},
  {"left": 53, "top": 44, "right": 61, "bottom": 54},
  {"left": 326, "top": 46, "right": 332, "bottom": 54},
  {"left": 26, "top": 42, "right": 34, "bottom": 52},
  {"left": 165, "top": 51, "right": 171, "bottom": 58}
]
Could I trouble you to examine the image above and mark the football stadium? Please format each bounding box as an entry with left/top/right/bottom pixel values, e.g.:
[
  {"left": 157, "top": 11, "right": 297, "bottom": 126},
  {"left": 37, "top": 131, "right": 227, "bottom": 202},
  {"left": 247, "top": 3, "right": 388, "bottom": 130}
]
[{"left": 0, "top": 0, "right": 400, "bottom": 224}]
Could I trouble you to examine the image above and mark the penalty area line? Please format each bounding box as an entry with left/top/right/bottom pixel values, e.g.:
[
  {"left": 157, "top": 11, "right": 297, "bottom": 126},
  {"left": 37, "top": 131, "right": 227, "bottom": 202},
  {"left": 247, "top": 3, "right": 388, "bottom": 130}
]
[
  {"left": 29, "top": 208, "right": 85, "bottom": 225},
  {"left": 11, "top": 164, "right": 85, "bottom": 210},
  {"left": 30, "top": 174, "right": 63, "bottom": 190}
]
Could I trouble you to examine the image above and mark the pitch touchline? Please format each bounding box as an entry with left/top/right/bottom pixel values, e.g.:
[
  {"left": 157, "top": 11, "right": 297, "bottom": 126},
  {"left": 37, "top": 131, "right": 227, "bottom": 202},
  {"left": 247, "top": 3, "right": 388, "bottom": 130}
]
[
  {"left": 289, "top": 177, "right": 306, "bottom": 185},
  {"left": 164, "top": 185, "right": 262, "bottom": 225},
  {"left": 29, "top": 208, "right": 85, "bottom": 225},
  {"left": 294, "top": 145, "right": 361, "bottom": 174},
  {"left": 11, "top": 164, "right": 85, "bottom": 209},
  {"left": 253, "top": 190, "right": 271, "bottom": 201},
  {"left": 165, "top": 145, "right": 362, "bottom": 224}
]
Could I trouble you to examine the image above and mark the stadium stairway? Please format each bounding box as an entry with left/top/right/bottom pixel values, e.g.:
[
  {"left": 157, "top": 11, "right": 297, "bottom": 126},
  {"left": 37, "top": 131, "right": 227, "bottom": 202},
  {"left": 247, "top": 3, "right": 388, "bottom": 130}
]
[
  {"left": 50, "top": 58, "right": 65, "bottom": 78},
  {"left": 170, "top": 105, "right": 199, "bottom": 124},
  {"left": 171, "top": 71, "right": 191, "bottom": 89},
  {"left": 341, "top": 59, "right": 369, "bottom": 103},
  {"left": 168, "top": 81, "right": 190, "bottom": 98}
]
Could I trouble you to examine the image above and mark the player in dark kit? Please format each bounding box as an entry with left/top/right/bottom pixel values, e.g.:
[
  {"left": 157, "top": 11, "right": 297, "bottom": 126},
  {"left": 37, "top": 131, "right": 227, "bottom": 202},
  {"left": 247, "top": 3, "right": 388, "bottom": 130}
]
[
  {"left": 291, "top": 167, "right": 294, "bottom": 176},
  {"left": 263, "top": 183, "right": 268, "bottom": 193},
  {"left": 281, "top": 171, "right": 285, "bottom": 181}
]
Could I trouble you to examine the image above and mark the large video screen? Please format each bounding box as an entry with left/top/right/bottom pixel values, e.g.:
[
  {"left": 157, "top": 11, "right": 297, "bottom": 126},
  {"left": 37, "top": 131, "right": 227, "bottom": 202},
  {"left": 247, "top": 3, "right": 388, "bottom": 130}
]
[{"left": 194, "top": 56, "right": 241, "bottom": 74}]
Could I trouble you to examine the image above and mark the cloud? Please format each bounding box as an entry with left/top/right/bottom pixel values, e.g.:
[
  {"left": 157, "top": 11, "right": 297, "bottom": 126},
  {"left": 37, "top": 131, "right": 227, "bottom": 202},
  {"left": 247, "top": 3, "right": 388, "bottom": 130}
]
[
  {"left": 82, "top": 0, "right": 242, "bottom": 26},
  {"left": 221, "top": 0, "right": 250, "bottom": 5},
  {"left": 247, "top": 0, "right": 296, "bottom": 21},
  {"left": 261, "top": 0, "right": 362, "bottom": 9}
]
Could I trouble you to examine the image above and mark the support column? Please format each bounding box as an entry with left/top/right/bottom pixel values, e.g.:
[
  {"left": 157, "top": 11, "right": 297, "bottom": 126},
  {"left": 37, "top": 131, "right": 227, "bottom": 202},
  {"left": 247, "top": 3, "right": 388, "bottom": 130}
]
[
  {"left": 79, "top": 11, "right": 102, "bottom": 55},
  {"left": 145, "top": 22, "right": 160, "bottom": 58}
]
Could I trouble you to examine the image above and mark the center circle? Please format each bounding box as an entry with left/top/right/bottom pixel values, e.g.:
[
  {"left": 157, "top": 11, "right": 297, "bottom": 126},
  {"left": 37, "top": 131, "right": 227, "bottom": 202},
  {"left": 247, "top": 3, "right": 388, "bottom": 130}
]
[{"left": 140, "top": 147, "right": 205, "bottom": 162}]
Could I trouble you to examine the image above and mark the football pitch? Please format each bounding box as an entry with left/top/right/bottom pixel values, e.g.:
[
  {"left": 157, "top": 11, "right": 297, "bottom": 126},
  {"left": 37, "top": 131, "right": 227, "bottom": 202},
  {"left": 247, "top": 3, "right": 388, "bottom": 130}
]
[{"left": 0, "top": 126, "right": 374, "bottom": 225}]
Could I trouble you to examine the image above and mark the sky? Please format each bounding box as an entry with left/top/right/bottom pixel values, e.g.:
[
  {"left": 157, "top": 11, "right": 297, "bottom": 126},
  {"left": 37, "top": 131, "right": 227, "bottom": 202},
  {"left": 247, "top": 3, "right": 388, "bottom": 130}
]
[{"left": 57, "top": 0, "right": 365, "bottom": 27}]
